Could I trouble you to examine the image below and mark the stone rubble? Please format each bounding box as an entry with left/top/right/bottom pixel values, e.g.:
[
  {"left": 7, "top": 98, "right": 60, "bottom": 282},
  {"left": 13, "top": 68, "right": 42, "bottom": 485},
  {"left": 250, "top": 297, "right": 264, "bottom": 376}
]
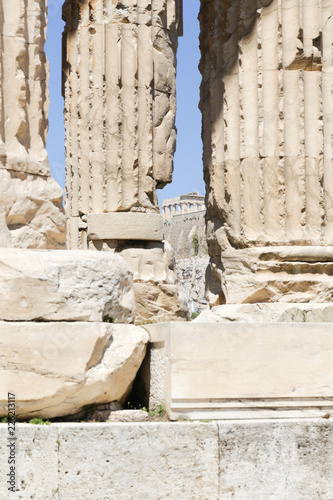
[
  {"left": 175, "top": 256, "right": 209, "bottom": 313},
  {"left": 107, "top": 410, "right": 149, "bottom": 423},
  {"left": 119, "top": 241, "right": 189, "bottom": 324}
]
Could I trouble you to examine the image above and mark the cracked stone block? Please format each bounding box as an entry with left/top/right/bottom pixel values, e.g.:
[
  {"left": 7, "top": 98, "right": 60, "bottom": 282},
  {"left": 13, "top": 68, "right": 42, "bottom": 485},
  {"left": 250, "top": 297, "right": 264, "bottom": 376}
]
[{"left": 0, "top": 323, "right": 149, "bottom": 419}]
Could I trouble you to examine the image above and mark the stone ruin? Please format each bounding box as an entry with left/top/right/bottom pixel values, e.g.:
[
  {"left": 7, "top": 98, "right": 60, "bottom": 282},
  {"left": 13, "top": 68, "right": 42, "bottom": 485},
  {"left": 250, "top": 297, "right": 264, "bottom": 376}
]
[
  {"left": 1, "top": 0, "right": 333, "bottom": 498},
  {"left": 162, "top": 192, "right": 206, "bottom": 221},
  {"left": 0, "top": 0, "right": 186, "bottom": 420},
  {"left": 62, "top": 0, "right": 187, "bottom": 324},
  {"left": 200, "top": 0, "right": 333, "bottom": 306},
  {"left": 0, "top": 0, "right": 66, "bottom": 249},
  {"left": 163, "top": 192, "right": 209, "bottom": 313}
]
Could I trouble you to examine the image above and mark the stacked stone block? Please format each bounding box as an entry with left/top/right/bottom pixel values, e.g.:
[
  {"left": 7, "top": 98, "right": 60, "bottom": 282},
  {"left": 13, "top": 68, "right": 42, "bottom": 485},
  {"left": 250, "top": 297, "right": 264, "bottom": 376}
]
[{"left": 62, "top": 0, "right": 187, "bottom": 323}]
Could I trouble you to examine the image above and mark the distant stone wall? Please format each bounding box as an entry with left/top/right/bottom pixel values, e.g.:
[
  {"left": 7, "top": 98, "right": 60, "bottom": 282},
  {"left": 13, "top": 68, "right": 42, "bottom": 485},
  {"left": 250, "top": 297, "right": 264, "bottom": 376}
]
[
  {"left": 162, "top": 193, "right": 209, "bottom": 312},
  {"left": 163, "top": 210, "right": 207, "bottom": 259},
  {"left": 175, "top": 255, "right": 209, "bottom": 313}
]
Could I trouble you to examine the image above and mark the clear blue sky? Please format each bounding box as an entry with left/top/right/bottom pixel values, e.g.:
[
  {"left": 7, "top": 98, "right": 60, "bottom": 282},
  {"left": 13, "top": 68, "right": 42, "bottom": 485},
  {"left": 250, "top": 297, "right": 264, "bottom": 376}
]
[{"left": 45, "top": 0, "right": 204, "bottom": 205}]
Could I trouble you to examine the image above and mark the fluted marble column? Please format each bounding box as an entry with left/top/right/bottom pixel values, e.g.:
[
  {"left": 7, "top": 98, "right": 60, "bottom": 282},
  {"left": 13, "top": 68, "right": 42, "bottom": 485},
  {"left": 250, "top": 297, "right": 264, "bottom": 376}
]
[
  {"left": 63, "top": 0, "right": 183, "bottom": 249},
  {"left": 0, "top": 0, "right": 66, "bottom": 249},
  {"left": 200, "top": 0, "right": 333, "bottom": 305}
]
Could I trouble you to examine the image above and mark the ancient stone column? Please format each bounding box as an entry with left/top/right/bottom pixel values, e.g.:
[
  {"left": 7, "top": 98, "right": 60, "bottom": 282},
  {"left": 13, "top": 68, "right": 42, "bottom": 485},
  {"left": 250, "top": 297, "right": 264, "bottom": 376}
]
[
  {"left": 0, "top": 0, "right": 66, "bottom": 249},
  {"left": 200, "top": 0, "right": 333, "bottom": 305},
  {"left": 63, "top": 0, "right": 187, "bottom": 323},
  {"left": 63, "top": 0, "right": 183, "bottom": 249}
]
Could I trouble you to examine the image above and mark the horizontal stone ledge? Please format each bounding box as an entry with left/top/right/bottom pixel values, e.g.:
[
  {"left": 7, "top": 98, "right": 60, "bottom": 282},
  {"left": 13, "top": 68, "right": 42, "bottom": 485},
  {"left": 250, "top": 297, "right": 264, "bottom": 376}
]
[
  {"left": 223, "top": 245, "right": 333, "bottom": 262},
  {"left": 0, "top": 154, "right": 50, "bottom": 177},
  {"left": 0, "top": 420, "right": 332, "bottom": 499},
  {"left": 0, "top": 422, "right": 218, "bottom": 499},
  {"left": 197, "top": 303, "right": 333, "bottom": 323},
  {"left": 0, "top": 248, "right": 135, "bottom": 322},
  {"left": 87, "top": 212, "right": 164, "bottom": 241}
]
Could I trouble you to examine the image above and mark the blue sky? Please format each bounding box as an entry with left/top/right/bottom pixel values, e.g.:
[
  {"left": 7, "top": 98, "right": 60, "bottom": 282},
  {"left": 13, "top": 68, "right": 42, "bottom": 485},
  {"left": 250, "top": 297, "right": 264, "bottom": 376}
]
[{"left": 45, "top": 0, "right": 204, "bottom": 205}]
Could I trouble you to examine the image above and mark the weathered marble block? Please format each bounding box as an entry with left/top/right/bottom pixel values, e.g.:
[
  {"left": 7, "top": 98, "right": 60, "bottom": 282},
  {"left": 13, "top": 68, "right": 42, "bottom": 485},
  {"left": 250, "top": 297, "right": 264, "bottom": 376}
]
[
  {"left": 143, "top": 320, "right": 333, "bottom": 419},
  {"left": 0, "top": 248, "right": 135, "bottom": 323},
  {"left": 0, "top": 323, "right": 148, "bottom": 419},
  {"left": 1, "top": 421, "right": 333, "bottom": 499},
  {"left": 87, "top": 213, "right": 164, "bottom": 242},
  {"left": 219, "top": 246, "right": 333, "bottom": 304},
  {"left": 196, "top": 302, "right": 333, "bottom": 324}
]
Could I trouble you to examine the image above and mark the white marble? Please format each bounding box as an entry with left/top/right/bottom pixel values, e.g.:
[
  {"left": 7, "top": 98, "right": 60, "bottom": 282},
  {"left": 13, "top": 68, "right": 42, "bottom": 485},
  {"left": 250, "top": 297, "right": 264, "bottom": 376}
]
[
  {"left": 0, "top": 323, "right": 148, "bottom": 419},
  {"left": 143, "top": 321, "right": 333, "bottom": 420}
]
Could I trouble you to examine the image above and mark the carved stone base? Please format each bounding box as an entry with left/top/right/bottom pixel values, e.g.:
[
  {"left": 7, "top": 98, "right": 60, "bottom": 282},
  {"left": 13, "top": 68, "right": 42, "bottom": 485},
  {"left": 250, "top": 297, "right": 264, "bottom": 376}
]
[{"left": 220, "top": 246, "right": 333, "bottom": 304}]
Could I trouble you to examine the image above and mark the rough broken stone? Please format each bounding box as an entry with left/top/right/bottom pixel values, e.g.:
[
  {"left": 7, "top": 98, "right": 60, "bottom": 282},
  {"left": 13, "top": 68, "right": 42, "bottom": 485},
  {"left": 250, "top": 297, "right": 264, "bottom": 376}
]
[
  {"left": 88, "top": 402, "right": 124, "bottom": 422},
  {"left": 0, "top": 323, "right": 149, "bottom": 419},
  {"left": 118, "top": 241, "right": 189, "bottom": 323},
  {"left": 174, "top": 256, "right": 210, "bottom": 314},
  {"left": 195, "top": 303, "right": 333, "bottom": 324},
  {"left": 0, "top": 248, "right": 135, "bottom": 323},
  {"left": 133, "top": 282, "right": 188, "bottom": 324},
  {"left": 0, "top": 0, "right": 66, "bottom": 249},
  {"left": 107, "top": 410, "right": 149, "bottom": 423},
  {"left": 0, "top": 169, "right": 66, "bottom": 249},
  {"left": 85, "top": 240, "right": 189, "bottom": 324}
]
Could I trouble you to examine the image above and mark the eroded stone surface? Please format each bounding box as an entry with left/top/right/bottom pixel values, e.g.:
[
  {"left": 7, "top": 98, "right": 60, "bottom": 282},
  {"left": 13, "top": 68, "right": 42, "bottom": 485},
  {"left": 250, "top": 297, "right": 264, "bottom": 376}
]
[
  {"left": 0, "top": 0, "right": 66, "bottom": 249},
  {"left": 219, "top": 246, "right": 333, "bottom": 305},
  {"left": 219, "top": 420, "right": 333, "bottom": 499},
  {"left": 63, "top": 0, "right": 183, "bottom": 249},
  {"left": 199, "top": 0, "right": 333, "bottom": 304},
  {"left": 107, "top": 410, "right": 149, "bottom": 422},
  {"left": 0, "top": 170, "right": 66, "bottom": 249},
  {"left": 119, "top": 242, "right": 189, "bottom": 324},
  {"left": 57, "top": 423, "right": 218, "bottom": 499},
  {"left": 0, "top": 323, "right": 148, "bottom": 419},
  {"left": 196, "top": 302, "right": 333, "bottom": 323},
  {"left": 86, "top": 240, "right": 189, "bottom": 324},
  {"left": 1, "top": 421, "right": 332, "bottom": 500},
  {"left": 0, "top": 425, "right": 59, "bottom": 499},
  {"left": 0, "top": 248, "right": 135, "bottom": 322}
]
